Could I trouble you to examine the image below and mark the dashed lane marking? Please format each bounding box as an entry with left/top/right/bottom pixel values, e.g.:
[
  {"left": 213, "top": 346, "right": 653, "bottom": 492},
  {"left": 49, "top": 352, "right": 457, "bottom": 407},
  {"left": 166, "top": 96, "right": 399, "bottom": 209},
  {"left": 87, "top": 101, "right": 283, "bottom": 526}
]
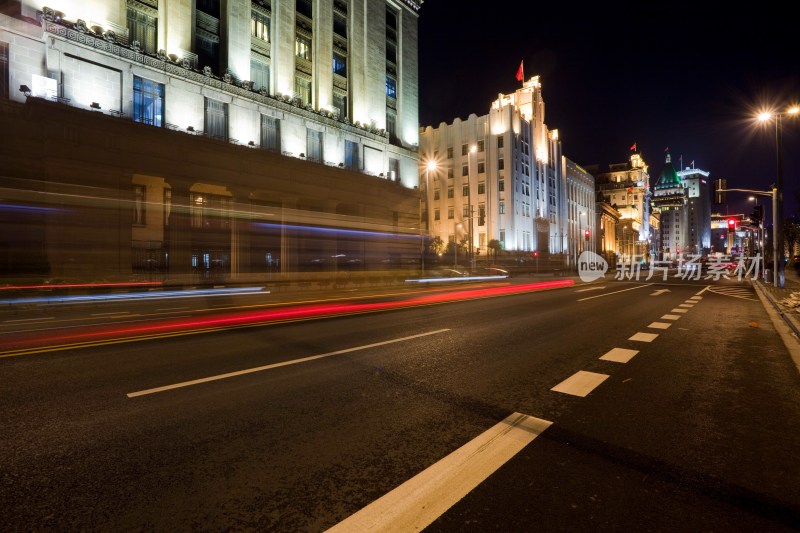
[
  {"left": 630, "top": 332, "right": 659, "bottom": 342},
  {"left": 671, "top": 308, "right": 689, "bottom": 313},
  {"left": 679, "top": 303, "right": 695, "bottom": 308},
  {"left": 327, "top": 412, "right": 552, "bottom": 533},
  {"left": 661, "top": 314, "right": 681, "bottom": 320},
  {"left": 551, "top": 371, "right": 610, "bottom": 397},
  {"left": 599, "top": 347, "right": 639, "bottom": 363},
  {"left": 648, "top": 322, "right": 671, "bottom": 330}
]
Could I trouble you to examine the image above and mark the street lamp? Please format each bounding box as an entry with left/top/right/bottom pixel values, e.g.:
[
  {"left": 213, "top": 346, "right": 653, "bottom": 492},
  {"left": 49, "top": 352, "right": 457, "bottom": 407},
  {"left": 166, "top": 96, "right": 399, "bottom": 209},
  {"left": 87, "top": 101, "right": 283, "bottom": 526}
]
[
  {"left": 467, "top": 145, "right": 477, "bottom": 270},
  {"left": 758, "top": 105, "right": 799, "bottom": 288},
  {"left": 421, "top": 160, "right": 437, "bottom": 274}
]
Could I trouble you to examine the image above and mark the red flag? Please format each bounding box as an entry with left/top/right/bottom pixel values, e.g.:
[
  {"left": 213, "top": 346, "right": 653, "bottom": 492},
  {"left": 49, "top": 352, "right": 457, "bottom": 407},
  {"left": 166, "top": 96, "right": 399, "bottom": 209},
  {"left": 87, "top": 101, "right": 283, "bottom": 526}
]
[
  {"left": 629, "top": 142, "right": 637, "bottom": 151},
  {"left": 664, "top": 146, "right": 669, "bottom": 152},
  {"left": 515, "top": 61, "right": 524, "bottom": 82}
]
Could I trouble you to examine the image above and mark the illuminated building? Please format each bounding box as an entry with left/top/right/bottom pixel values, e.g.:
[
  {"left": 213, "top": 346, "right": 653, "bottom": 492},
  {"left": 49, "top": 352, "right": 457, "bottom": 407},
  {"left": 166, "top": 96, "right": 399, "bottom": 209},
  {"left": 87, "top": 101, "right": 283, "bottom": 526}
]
[
  {"left": 0, "top": 0, "right": 422, "bottom": 281},
  {"left": 677, "top": 165, "right": 712, "bottom": 256},
  {"left": 418, "top": 76, "right": 565, "bottom": 264},
  {"left": 590, "top": 151, "right": 652, "bottom": 262},
  {"left": 564, "top": 158, "right": 595, "bottom": 269},
  {"left": 652, "top": 152, "right": 687, "bottom": 261}
]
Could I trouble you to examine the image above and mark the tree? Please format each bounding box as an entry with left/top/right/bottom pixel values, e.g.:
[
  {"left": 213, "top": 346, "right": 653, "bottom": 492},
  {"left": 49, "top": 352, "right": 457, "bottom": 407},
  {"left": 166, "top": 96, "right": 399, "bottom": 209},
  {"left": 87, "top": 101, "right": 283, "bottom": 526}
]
[
  {"left": 784, "top": 216, "right": 800, "bottom": 263},
  {"left": 487, "top": 239, "right": 502, "bottom": 263},
  {"left": 429, "top": 236, "right": 445, "bottom": 257}
]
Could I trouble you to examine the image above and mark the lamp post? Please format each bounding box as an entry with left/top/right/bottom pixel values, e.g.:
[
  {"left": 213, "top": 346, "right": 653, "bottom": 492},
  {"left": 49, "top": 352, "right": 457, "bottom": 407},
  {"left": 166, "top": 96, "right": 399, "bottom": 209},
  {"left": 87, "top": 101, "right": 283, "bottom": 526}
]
[
  {"left": 421, "top": 160, "right": 436, "bottom": 274},
  {"left": 758, "top": 106, "right": 799, "bottom": 288},
  {"left": 467, "top": 145, "right": 477, "bottom": 271}
]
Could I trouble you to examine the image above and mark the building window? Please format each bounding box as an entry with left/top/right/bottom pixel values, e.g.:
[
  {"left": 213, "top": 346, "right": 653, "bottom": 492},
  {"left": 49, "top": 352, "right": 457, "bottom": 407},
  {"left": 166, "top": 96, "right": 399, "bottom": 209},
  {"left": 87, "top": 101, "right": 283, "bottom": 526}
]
[
  {"left": 333, "top": 10, "right": 347, "bottom": 37},
  {"left": 462, "top": 164, "right": 469, "bottom": 177},
  {"left": 448, "top": 207, "right": 454, "bottom": 219},
  {"left": 447, "top": 147, "right": 453, "bottom": 159},
  {"left": 133, "top": 76, "right": 164, "bottom": 127},
  {"left": 295, "top": 77, "right": 311, "bottom": 106},
  {"left": 133, "top": 185, "right": 146, "bottom": 225},
  {"left": 251, "top": 58, "right": 270, "bottom": 93},
  {"left": 497, "top": 136, "right": 504, "bottom": 149},
  {"left": 389, "top": 158, "right": 400, "bottom": 181},
  {"left": 434, "top": 209, "right": 440, "bottom": 221},
  {"left": 462, "top": 185, "right": 469, "bottom": 197},
  {"left": 295, "top": 35, "right": 312, "bottom": 60},
  {"left": 251, "top": 10, "right": 270, "bottom": 42},
  {"left": 333, "top": 92, "right": 347, "bottom": 120},
  {"left": 260, "top": 114, "right": 281, "bottom": 152},
  {"left": 345, "top": 139, "right": 359, "bottom": 169},
  {"left": 306, "top": 128, "right": 323, "bottom": 162},
  {"left": 498, "top": 158, "right": 504, "bottom": 170},
  {"left": 447, "top": 187, "right": 454, "bottom": 199},
  {"left": 478, "top": 162, "right": 485, "bottom": 174},
  {"left": 447, "top": 168, "right": 454, "bottom": 180},
  {"left": 297, "top": 0, "right": 313, "bottom": 18},
  {"left": 478, "top": 204, "right": 485, "bottom": 225},
  {"left": 434, "top": 189, "right": 440, "bottom": 200},
  {"left": 499, "top": 179, "right": 505, "bottom": 192},
  {"left": 386, "top": 111, "right": 397, "bottom": 140},
  {"left": 385, "top": 75, "right": 397, "bottom": 98},
  {"left": 499, "top": 201, "right": 505, "bottom": 214},
  {"left": 333, "top": 52, "right": 347, "bottom": 77},
  {"left": 463, "top": 205, "right": 470, "bottom": 218},
  {"left": 204, "top": 97, "right": 228, "bottom": 140},
  {"left": 477, "top": 140, "right": 485, "bottom": 152},
  {"left": 462, "top": 144, "right": 468, "bottom": 156},
  {"left": 127, "top": 6, "right": 157, "bottom": 54},
  {"left": 478, "top": 182, "right": 486, "bottom": 194},
  {"left": 196, "top": 34, "right": 220, "bottom": 73}
]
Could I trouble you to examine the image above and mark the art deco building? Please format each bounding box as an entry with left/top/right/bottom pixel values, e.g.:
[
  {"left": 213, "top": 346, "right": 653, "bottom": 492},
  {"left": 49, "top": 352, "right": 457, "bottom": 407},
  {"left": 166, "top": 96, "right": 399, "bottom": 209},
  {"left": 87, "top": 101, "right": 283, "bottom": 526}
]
[
  {"left": 418, "top": 76, "right": 565, "bottom": 263},
  {"left": 652, "top": 152, "right": 687, "bottom": 260},
  {"left": 564, "top": 158, "right": 595, "bottom": 268},
  {"left": 677, "top": 165, "right": 711, "bottom": 256},
  {"left": 0, "top": 0, "right": 422, "bottom": 281}
]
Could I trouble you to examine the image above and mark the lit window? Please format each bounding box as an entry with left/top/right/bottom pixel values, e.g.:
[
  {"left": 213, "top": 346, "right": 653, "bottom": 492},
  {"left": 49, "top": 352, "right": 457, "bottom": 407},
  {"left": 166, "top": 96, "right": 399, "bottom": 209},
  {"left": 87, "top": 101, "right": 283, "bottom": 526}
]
[
  {"left": 133, "top": 76, "right": 164, "bottom": 127},
  {"left": 385, "top": 75, "right": 396, "bottom": 98},
  {"left": 295, "top": 35, "right": 311, "bottom": 60},
  {"left": 251, "top": 11, "right": 270, "bottom": 42},
  {"left": 333, "top": 52, "right": 347, "bottom": 76}
]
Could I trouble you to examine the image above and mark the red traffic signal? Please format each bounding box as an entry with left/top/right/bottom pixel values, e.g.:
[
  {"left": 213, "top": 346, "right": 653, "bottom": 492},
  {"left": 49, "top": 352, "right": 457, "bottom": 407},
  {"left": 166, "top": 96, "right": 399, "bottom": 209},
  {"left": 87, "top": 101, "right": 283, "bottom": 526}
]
[
  {"left": 727, "top": 218, "right": 736, "bottom": 231},
  {"left": 584, "top": 228, "right": 590, "bottom": 239}
]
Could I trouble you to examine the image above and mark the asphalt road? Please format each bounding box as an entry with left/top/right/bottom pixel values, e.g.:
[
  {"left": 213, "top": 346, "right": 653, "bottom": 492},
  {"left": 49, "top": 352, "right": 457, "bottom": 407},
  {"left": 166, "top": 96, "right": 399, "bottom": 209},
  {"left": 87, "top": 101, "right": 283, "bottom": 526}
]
[{"left": 2, "top": 276, "right": 800, "bottom": 531}]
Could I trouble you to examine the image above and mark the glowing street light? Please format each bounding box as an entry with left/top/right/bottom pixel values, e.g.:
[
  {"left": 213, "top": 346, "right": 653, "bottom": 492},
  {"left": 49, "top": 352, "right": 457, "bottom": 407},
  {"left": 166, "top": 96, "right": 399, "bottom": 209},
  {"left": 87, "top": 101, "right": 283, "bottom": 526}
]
[{"left": 757, "top": 105, "right": 799, "bottom": 288}]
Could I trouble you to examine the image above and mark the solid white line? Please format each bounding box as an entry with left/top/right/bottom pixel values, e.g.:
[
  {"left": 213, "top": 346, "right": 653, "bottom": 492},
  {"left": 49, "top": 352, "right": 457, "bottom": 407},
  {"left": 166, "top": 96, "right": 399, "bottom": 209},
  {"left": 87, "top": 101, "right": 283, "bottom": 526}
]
[
  {"left": 551, "top": 371, "right": 610, "bottom": 397},
  {"left": 630, "top": 332, "right": 659, "bottom": 342},
  {"left": 128, "top": 329, "right": 451, "bottom": 398},
  {"left": 648, "top": 322, "right": 671, "bottom": 330},
  {"left": 697, "top": 286, "right": 711, "bottom": 295},
  {"left": 599, "top": 347, "right": 639, "bottom": 363},
  {"left": 327, "top": 412, "right": 552, "bottom": 533},
  {"left": 577, "top": 283, "right": 652, "bottom": 301},
  {"left": 661, "top": 314, "right": 681, "bottom": 320}
]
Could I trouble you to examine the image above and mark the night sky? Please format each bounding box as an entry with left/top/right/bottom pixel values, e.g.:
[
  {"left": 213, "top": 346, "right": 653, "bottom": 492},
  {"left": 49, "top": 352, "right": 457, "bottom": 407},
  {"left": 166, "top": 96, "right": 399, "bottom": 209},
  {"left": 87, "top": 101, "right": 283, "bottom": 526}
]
[{"left": 417, "top": 2, "right": 800, "bottom": 219}]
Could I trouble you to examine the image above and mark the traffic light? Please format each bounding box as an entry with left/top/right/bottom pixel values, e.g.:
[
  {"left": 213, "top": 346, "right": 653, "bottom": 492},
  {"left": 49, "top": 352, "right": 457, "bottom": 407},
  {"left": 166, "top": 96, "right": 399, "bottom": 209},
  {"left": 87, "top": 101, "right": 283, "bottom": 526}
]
[
  {"left": 727, "top": 218, "right": 736, "bottom": 232},
  {"left": 752, "top": 205, "right": 763, "bottom": 225},
  {"left": 584, "top": 228, "right": 590, "bottom": 239}
]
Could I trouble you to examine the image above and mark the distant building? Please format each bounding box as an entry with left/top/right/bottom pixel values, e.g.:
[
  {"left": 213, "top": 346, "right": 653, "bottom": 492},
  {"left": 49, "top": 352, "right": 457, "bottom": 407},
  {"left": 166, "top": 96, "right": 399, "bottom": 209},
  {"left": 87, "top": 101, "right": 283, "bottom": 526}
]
[
  {"left": 677, "top": 166, "right": 712, "bottom": 256},
  {"left": 419, "top": 76, "right": 565, "bottom": 265},
  {"left": 0, "top": 0, "right": 423, "bottom": 280},
  {"left": 590, "top": 152, "right": 652, "bottom": 263},
  {"left": 564, "top": 158, "right": 595, "bottom": 268},
  {"left": 652, "top": 152, "right": 687, "bottom": 261}
]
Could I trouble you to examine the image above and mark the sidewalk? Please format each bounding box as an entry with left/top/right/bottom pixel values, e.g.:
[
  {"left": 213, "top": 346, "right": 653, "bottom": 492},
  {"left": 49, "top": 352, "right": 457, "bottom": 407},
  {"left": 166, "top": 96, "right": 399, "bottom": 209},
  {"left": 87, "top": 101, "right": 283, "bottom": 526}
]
[{"left": 754, "top": 265, "right": 800, "bottom": 338}]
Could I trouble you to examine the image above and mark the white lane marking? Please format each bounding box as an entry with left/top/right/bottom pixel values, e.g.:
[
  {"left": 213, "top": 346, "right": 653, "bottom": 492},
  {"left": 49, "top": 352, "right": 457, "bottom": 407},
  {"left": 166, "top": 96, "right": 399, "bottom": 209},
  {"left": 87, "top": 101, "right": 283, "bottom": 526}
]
[
  {"left": 697, "top": 286, "right": 711, "bottom": 295},
  {"left": 630, "top": 332, "right": 659, "bottom": 342},
  {"left": 707, "top": 287, "right": 757, "bottom": 300},
  {"left": 648, "top": 322, "right": 671, "bottom": 330},
  {"left": 577, "top": 283, "right": 653, "bottom": 302},
  {"left": 689, "top": 296, "right": 702, "bottom": 300},
  {"left": 671, "top": 308, "right": 689, "bottom": 313},
  {"left": 599, "top": 347, "right": 639, "bottom": 363},
  {"left": 575, "top": 286, "right": 606, "bottom": 292},
  {"left": 678, "top": 303, "right": 695, "bottom": 308},
  {"left": 551, "top": 371, "right": 610, "bottom": 397},
  {"left": 650, "top": 289, "right": 670, "bottom": 296},
  {"left": 4, "top": 317, "right": 56, "bottom": 323},
  {"left": 128, "top": 329, "right": 451, "bottom": 398},
  {"left": 661, "top": 314, "right": 681, "bottom": 320},
  {"left": 327, "top": 412, "right": 552, "bottom": 533}
]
